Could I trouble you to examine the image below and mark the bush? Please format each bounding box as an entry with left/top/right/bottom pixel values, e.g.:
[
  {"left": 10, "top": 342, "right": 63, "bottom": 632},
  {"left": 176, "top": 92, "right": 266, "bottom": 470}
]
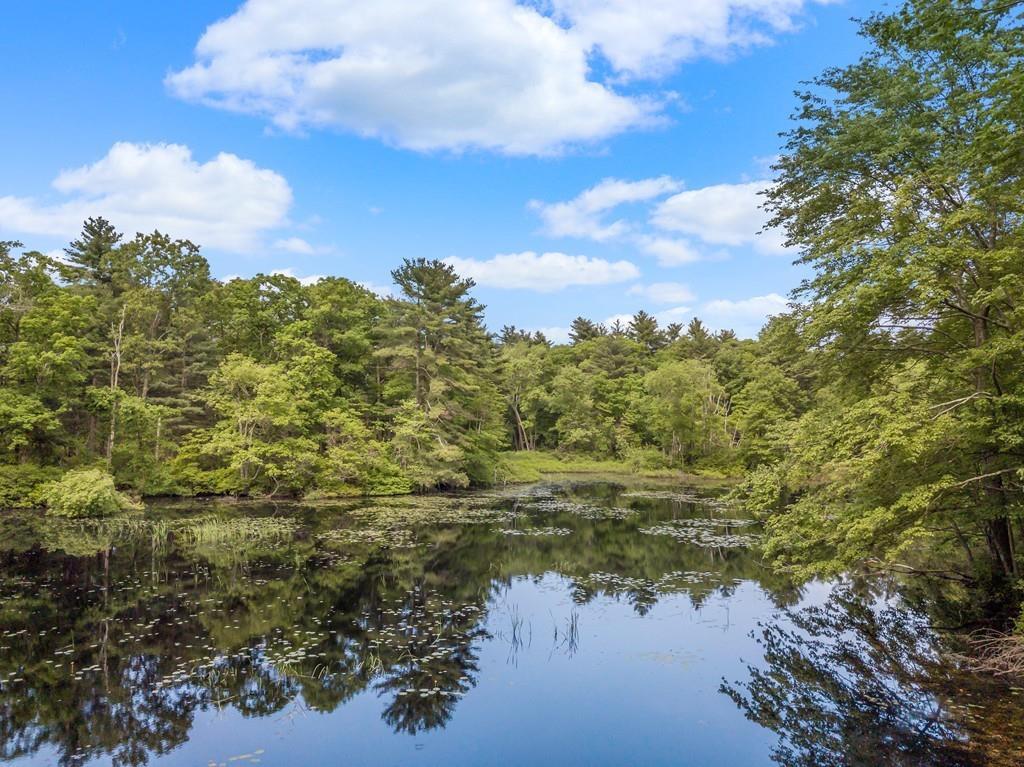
[
  {"left": 621, "top": 446, "right": 673, "bottom": 472},
  {"left": 0, "top": 463, "right": 61, "bottom": 508},
  {"left": 41, "top": 468, "right": 140, "bottom": 518}
]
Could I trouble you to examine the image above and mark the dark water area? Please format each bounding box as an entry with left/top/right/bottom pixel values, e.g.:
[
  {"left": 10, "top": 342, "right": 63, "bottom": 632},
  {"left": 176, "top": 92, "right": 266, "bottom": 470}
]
[{"left": 0, "top": 478, "right": 1021, "bottom": 766}]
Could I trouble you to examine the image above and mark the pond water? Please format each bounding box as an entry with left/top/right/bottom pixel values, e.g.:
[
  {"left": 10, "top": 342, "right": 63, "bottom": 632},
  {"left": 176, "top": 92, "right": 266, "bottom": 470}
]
[{"left": 0, "top": 478, "right": 1021, "bottom": 766}]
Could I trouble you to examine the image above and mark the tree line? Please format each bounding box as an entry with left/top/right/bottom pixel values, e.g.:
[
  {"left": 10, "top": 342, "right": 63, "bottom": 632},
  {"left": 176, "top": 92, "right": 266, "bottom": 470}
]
[{"left": 1, "top": 219, "right": 794, "bottom": 503}]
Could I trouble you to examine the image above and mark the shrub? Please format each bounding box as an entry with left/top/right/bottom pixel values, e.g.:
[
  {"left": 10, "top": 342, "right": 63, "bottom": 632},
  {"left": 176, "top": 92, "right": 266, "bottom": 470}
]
[
  {"left": 0, "top": 463, "right": 61, "bottom": 508},
  {"left": 41, "top": 468, "right": 140, "bottom": 518},
  {"left": 621, "top": 446, "right": 673, "bottom": 472}
]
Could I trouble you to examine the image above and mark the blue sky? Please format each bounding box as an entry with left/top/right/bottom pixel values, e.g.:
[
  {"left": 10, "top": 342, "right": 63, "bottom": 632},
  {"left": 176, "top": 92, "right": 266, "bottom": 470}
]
[{"left": 0, "top": 0, "right": 877, "bottom": 339}]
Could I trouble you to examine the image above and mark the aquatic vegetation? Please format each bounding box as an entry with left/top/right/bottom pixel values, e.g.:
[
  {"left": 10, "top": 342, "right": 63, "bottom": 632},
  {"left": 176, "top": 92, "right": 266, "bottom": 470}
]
[
  {"left": 527, "top": 498, "right": 637, "bottom": 520},
  {"left": 36, "top": 514, "right": 153, "bottom": 556},
  {"left": 318, "top": 526, "right": 418, "bottom": 548},
  {"left": 620, "top": 489, "right": 731, "bottom": 508},
  {"left": 350, "top": 498, "right": 519, "bottom": 526},
  {"left": 172, "top": 515, "right": 298, "bottom": 546},
  {"left": 576, "top": 570, "right": 725, "bottom": 594},
  {"left": 639, "top": 518, "right": 759, "bottom": 548},
  {"left": 495, "top": 526, "right": 573, "bottom": 537}
]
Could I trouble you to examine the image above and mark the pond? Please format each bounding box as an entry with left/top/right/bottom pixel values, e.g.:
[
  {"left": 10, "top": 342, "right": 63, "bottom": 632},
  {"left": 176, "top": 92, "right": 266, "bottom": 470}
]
[{"left": 0, "top": 478, "right": 1021, "bottom": 766}]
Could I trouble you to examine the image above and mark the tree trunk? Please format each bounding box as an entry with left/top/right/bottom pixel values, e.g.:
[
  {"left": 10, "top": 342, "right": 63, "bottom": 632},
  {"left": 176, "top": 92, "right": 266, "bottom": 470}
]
[
  {"left": 511, "top": 400, "right": 529, "bottom": 451},
  {"left": 105, "top": 305, "right": 126, "bottom": 467},
  {"left": 986, "top": 517, "right": 1016, "bottom": 578}
]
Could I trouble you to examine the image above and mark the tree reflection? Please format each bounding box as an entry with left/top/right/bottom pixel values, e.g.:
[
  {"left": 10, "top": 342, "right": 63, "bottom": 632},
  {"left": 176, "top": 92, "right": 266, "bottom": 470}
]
[
  {"left": 722, "top": 584, "right": 1023, "bottom": 767},
  {"left": 0, "top": 482, "right": 885, "bottom": 766}
]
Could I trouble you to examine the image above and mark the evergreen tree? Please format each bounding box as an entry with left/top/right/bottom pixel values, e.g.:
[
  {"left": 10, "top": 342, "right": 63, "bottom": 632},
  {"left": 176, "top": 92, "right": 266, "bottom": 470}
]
[
  {"left": 568, "top": 316, "right": 603, "bottom": 344},
  {"left": 627, "top": 310, "right": 663, "bottom": 353}
]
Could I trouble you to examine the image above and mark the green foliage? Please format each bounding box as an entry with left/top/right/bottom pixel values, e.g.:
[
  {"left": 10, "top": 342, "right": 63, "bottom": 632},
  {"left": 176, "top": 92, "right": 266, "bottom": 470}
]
[
  {"left": 0, "top": 463, "right": 61, "bottom": 507},
  {"left": 497, "top": 450, "right": 658, "bottom": 482},
  {"left": 730, "top": 464, "right": 786, "bottom": 517},
  {"left": 4, "top": 216, "right": 793, "bottom": 504},
  {"left": 321, "top": 407, "right": 410, "bottom": 496},
  {"left": 41, "top": 469, "right": 139, "bottom": 518},
  {"left": 749, "top": 0, "right": 1024, "bottom": 588}
]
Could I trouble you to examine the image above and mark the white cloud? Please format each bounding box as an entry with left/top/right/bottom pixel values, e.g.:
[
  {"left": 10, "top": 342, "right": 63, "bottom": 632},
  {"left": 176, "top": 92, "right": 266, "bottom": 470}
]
[
  {"left": 167, "top": 0, "right": 822, "bottom": 155},
  {"left": 273, "top": 236, "right": 316, "bottom": 254},
  {"left": 627, "top": 281, "right": 695, "bottom": 303},
  {"left": 444, "top": 251, "right": 639, "bottom": 291},
  {"left": 635, "top": 235, "right": 703, "bottom": 265},
  {"left": 651, "top": 179, "right": 785, "bottom": 253},
  {"left": 533, "top": 326, "right": 572, "bottom": 344},
  {"left": 655, "top": 305, "right": 693, "bottom": 324},
  {"left": 271, "top": 267, "right": 326, "bottom": 285},
  {"left": 358, "top": 280, "right": 397, "bottom": 298},
  {"left": 0, "top": 142, "right": 292, "bottom": 252},
  {"left": 604, "top": 305, "right": 692, "bottom": 329},
  {"left": 699, "top": 292, "right": 788, "bottom": 337},
  {"left": 530, "top": 176, "right": 681, "bottom": 240},
  {"left": 549, "top": 0, "right": 821, "bottom": 79},
  {"left": 167, "top": 0, "right": 655, "bottom": 155},
  {"left": 603, "top": 312, "right": 635, "bottom": 328}
]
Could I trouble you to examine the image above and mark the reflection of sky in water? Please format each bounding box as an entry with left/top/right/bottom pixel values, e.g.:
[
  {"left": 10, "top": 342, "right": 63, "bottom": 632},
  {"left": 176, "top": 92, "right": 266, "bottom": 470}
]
[
  {"left": 2, "top": 480, "right": 1015, "bottom": 767},
  {"left": 37, "top": 578, "right": 793, "bottom": 767}
]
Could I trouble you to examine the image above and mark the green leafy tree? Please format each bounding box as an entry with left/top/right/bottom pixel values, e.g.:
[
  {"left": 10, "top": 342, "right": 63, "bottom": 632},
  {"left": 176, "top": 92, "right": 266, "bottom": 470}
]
[{"left": 762, "top": 0, "right": 1024, "bottom": 580}]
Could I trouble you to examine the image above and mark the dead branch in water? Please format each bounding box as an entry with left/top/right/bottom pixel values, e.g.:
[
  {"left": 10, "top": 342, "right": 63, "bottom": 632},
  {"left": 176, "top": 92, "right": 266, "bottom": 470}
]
[{"left": 958, "top": 629, "right": 1024, "bottom": 678}]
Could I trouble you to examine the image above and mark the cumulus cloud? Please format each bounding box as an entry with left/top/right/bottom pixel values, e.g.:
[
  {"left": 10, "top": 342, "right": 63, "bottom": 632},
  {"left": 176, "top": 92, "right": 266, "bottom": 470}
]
[
  {"left": 699, "top": 292, "right": 788, "bottom": 337},
  {"left": 0, "top": 142, "right": 292, "bottom": 252},
  {"left": 651, "top": 179, "right": 785, "bottom": 253},
  {"left": 533, "top": 326, "right": 572, "bottom": 344},
  {"left": 531, "top": 175, "right": 787, "bottom": 263},
  {"left": 530, "top": 176, "right": 681, "bottom": 240},
  {"left": 603, "top": 312, "right": 635, "bottom": 328},
  {"left": 273, "top": 236, "right": 316, "bottom": 254},
  {"left": 271, "top": 268, "right": 326, "bottom": 285},
  {"left": 627, "top": 281, "right": 695, "bottom": 303},
  {"left": 358, "top": 280, "right": 398, "bottom": 298},
  {"left": 549, "top": 0, "right": 820, "bottom": 78},
  {"left": 167, "top": 0, "right": 654, "bottom": 155},
  {"left": 167, "top": 0, "right": 823, "bottom": 155},
  {"left": 635, "top": 235, "right": 703, "bottom": 265},
  {"left": 444, "top": 251, "right": 639, "bottom": 291},
  {"left": 655, "top": 305, "right": 693, "bottom": 324},
  {"left": 604, "top": 305, "right": 692, "bottom": 329}
]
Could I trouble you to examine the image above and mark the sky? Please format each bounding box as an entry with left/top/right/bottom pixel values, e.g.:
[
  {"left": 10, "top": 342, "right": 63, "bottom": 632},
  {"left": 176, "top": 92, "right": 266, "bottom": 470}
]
[{"left": 0, "top": 0, "right": 879, "bottom": 340}]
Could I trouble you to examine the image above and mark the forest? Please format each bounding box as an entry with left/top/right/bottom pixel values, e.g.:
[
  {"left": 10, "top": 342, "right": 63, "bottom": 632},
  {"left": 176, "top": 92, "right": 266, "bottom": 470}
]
[{"left": 1, "top": 0, "right": 1023, "bottom": 617}]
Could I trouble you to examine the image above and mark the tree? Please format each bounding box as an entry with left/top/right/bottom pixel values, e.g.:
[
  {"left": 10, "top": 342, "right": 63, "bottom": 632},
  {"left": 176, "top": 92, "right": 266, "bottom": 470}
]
[
  {"left": 568, "top": 316, "right": 603, "bottom": 344},
  {"left": 762, "top": 0, "right": 1024, "bottom": 580},
  {"left": 176, "top": 354, "right": 322, "bottom": 496},
  {"left": 60, "top": 217, "right": 122, "bottom": 290},
  {"left": 627, "top": 311, "right": 664, "bottom": 353},
  {"left": 641, "top": 360, "right": 731, "bottom": 464},
  {"left": 498, "top": 341, "right": 555, "bottom": 450},
  {"left": 381, "top": 259, "right": 503, "bottom": 487}
]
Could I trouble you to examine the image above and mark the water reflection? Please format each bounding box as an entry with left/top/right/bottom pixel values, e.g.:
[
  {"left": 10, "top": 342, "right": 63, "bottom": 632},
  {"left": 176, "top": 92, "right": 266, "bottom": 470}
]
[
  {"left": 0, "top": 480, "right": 1018, "bottom": 766},
  {"left": 723, "top": 584, "right": 1024, "bottom": 767}
]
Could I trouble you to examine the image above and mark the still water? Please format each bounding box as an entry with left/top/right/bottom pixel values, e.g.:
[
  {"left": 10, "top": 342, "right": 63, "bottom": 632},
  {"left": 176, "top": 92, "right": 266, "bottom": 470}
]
[{"left": 0, "top": 478, "right": 1020, "bottom": 766}]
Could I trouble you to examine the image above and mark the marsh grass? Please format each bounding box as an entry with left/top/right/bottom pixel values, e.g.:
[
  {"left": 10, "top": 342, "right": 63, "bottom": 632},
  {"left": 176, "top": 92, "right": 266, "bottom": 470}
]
[{"left": 171, "top": 515, "right": 298, "bottom": 547}]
